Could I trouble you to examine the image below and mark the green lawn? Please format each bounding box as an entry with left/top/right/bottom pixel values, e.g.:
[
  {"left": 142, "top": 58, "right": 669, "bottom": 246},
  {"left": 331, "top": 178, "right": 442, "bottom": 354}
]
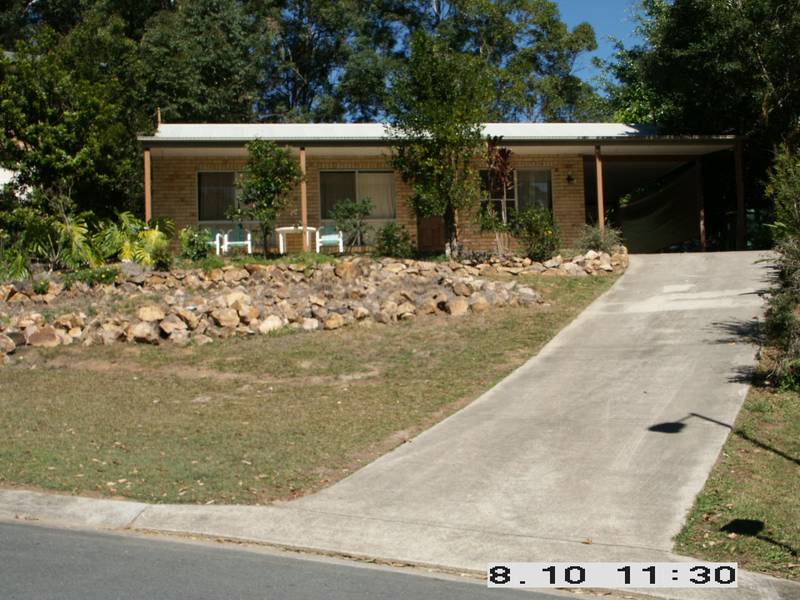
[
  {"left": 675, "top": 367, "right": 800, "bottom": 580},
  {"left": 0, "top": 275, "right": 617, "bottom": 505}
]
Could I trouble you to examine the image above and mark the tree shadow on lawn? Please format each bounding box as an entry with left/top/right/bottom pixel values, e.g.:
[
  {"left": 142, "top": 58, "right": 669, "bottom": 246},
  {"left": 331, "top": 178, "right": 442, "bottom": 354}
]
[
  {"left": 720, "top": 519, "right": 799, "bottom": 559},
  {"left": 648, "top": 411, "right": 800, "bottom": 466}
]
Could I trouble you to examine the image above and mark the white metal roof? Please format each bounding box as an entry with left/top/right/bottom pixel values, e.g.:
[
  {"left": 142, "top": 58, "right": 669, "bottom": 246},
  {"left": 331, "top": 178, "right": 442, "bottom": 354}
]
[{"left": 143, "top": 122, "right": 668, "bottom": 143}]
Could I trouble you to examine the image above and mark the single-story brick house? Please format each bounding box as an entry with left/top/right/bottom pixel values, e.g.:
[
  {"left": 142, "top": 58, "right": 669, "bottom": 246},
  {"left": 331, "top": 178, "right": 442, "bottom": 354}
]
[{"left": 137, "top": 123, "right": 743, "bottom": 253}]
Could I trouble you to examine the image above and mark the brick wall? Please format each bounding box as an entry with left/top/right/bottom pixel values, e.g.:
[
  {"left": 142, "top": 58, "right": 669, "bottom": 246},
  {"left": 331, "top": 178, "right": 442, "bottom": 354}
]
[
  {"left": 304, "top": 156, "right": 417, "bottom": 245},
  {"left": 151, "top": 154, "right": 416, "bottom": 253},
  {"left": 150, "top": 152, "right": 586, "bottom": 253},
  {"left": 458, "top": 154, "right": 586, "bottom": 252}
]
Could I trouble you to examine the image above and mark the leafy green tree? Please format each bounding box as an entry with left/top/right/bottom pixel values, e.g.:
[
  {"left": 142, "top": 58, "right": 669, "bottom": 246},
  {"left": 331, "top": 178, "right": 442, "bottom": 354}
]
[
  {"left": 230, "top": 140, "right": 303, "bottom": 257},
  {"left": 253, "top": 0, "right": 402, "bottom": 122},
  {"left": 391, "top": 0, "right": 606, "bottom": 121},
  {"left": 253, "top": 0, "right": 603, "bottom": 122},
  {"left": 0, "top": 0, "right": 83, "bottom": 46},
  {"left": 606, "top": 0, "right": 800, "bottom": 209},
  {"left": 0, "top": 14, "right": 149, "bottom": 217},
  {"left": 139, "top": 0, "right": 260, "bottom": 122},
  {"left": 608, "top": 0, "right": 800, "bottom": 137},
  {"left": 388, "top": 30, "right": 493, "bottom": 257},
  {"left": 0, "top": 0, "right": 171, "bottom": 48}
]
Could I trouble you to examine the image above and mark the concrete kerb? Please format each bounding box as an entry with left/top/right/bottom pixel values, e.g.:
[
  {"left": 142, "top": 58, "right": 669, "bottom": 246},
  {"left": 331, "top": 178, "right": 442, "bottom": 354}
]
[{"left": 1, "top": 488, "right": 798, "bottom": 600}]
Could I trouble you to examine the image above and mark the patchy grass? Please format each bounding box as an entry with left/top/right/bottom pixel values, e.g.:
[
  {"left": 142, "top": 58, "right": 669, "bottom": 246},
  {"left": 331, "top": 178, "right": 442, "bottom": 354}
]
[
  {"left": 0, "top": 274, "right": 617, "bottom": 505},
  {"left": 675, "top": 359, "right": 800, "bottom": 580}
]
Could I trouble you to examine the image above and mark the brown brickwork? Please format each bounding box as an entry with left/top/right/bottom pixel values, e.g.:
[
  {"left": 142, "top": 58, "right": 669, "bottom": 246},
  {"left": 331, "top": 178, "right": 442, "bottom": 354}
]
[
  {"left": 458, "top": 154, "right": 586, "bottom": 252},
  {"left": 150, "top": 151, "right": 585, "bottom": 253},
  {"left": 151, "top": 156, "right": 246, "bottom": 230}
]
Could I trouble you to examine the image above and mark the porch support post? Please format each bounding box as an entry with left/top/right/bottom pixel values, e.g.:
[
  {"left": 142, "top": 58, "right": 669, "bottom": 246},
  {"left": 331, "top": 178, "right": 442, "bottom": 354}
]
[
  {"left": 594, "top": 145, "right": 605, "bottom": 232},
  {"left": 300, "top": 146, "right": 308, "bottom": 252},
  {"left": 143, "top": 148, "right": 152, "bottom": 223},
  {"left": 695, "top": 159, "right": 706, "bottom": 251},
  {"left": 734, "top": 140, "right": 746, "bottom": 250}
]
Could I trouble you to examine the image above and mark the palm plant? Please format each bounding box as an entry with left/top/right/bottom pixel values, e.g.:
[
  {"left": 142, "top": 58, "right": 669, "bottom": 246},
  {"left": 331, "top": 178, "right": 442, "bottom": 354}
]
[
  {"left": 93, "top": 212, "right": 174, "bottom": 266},
  {"left": 28, "top": 212, "right": 100, "bottom": 271}
]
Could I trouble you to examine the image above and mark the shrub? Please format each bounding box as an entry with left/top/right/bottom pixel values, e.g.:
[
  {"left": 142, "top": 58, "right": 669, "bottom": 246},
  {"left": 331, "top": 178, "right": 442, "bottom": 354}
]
[
  {"left": 509, "top": 207, "right": 559, "bottom": 261},
  {"left": 764, "top": 236, "right": 800, "bottom": 388},
  {"left": 476, "top": 202, "right": 512, "bottom": 256},
  {"left": 93, "top": 212, "right": 174, "bottom": 267},
  {"left": 24, "top": 210, "right": 99, "bottom": 271},
  {"left": 195, "top": 255, "right": 225, "bottom": 272},
  {"left": 63, "top": 266, "right": 119, "bottom": 289},
  {"left": 0, "top": 248, "right": 29, "bottom": 281},
  {"left": 374, "top": 223, "right": 414, "bottom": 258},
  {"left": 764, "top": 147, "right": 800, "bottom": 388},
  {"left": 179, "top": 226, "right": 212, "bottom": 261},
  {"left": 766, "top": 145, "right": 800, "bottom": 241},
  {"left": 32, "top": 279, "right": 49, "bottom": 295},
  {"left": 330, "top": 198, "right": 373, "bottom": 250},
  {"left": 151, "top": 244, "right": 173, "bottom": 271},
  {"left": 575, "top": 223, "right": 623, "bottom": 254}
]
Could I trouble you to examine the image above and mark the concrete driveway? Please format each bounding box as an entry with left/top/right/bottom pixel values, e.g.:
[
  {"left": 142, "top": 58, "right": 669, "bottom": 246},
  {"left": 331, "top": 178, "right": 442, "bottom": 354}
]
[
  {"left": 134, "top": 252, "right": 767, "bottom": 556},
  {"left": 6, "top": 252, "right": 788, "bottom": 598}
]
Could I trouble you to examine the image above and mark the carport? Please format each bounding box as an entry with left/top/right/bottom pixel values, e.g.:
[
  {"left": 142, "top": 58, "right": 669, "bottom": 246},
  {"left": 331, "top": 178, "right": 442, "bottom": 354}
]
[{"left": 583, "top": 138, "right": 743, "bottom": 253}]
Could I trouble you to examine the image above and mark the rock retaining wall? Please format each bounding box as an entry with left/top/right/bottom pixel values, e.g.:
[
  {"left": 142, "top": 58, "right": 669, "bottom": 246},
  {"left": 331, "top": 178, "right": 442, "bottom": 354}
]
[{"left": 0, "top": 257, "right": 568, "bottom": 359}]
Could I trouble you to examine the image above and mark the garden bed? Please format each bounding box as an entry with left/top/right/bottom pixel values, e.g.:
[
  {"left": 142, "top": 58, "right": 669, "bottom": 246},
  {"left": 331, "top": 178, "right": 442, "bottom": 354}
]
[{"left": 0, "top": 249, "right": 626, "bottom": 360}]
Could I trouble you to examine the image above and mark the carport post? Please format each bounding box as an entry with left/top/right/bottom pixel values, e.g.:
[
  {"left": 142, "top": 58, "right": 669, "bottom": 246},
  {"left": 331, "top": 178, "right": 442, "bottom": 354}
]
[
  {"left": 143, "top": 148, "right": 152, "bottom": 223},
  {"left": 695, "top": 160, "right": 706, "bottom": 251},
  {"left": 300, "top": 146, "right": 308, "bottom": 252},
  {"left": 594, "top": 145, "right": 605, "bottom": 232},
  {"left": 734, "top": 141, "right": 746, "bottom": 250}
]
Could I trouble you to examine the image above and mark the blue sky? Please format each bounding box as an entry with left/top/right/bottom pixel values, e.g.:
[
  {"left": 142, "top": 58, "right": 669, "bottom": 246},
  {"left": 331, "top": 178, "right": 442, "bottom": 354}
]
[{"left": 554, "top": 0, "right": 643, "bottom": 82}]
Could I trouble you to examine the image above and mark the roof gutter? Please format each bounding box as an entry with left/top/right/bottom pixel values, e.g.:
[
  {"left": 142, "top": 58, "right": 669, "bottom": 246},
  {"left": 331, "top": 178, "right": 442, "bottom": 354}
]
[{"left": 137, "top": 135, "right": 738, "bottom": 149}]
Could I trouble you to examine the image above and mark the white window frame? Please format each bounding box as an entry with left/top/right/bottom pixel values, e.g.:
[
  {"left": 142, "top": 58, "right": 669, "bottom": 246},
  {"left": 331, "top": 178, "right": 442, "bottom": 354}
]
[
  {"left": 479, "top": 169, "right": 518, "bottom": 216},
  {"left": 480, "top": 168, "right": 554, "bottom": 214}
]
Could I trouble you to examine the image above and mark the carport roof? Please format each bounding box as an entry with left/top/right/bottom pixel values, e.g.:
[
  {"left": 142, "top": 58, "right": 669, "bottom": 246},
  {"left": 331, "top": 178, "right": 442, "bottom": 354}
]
[{"left": 139, "top": 122, "right": 734, "bottom": 145}]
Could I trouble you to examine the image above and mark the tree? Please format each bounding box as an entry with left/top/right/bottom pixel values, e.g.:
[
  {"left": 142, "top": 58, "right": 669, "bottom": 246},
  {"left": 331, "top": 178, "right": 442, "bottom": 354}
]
[
  {"left": 139, "top": 0, "right": 260, "bottom": 123},
  {"left": 389, "top": 0, "right": 607, "bottom": 121},
  {"left": 0, "top": 0, "right": 172, "bottom": 48},
  {"left": 0, "top": 0, "right": 83, "bottom": 47},
  {"left": 606, "top": 0, "right": 800, "bottom": 214},
  {"left": 253, "top": 0, "right": 403, "bottom": 122},
  {"left": 0, "top": 14, "right": 149, "bottom": 217},
  {"left": 251, "top": 0, "right": 604, "bottom": 123},
  {"left": 388, "top": 30, "right": 493, "bottom": 257},
  {"left": 230, "top": 140, "right": 303, "bottom": 257}
]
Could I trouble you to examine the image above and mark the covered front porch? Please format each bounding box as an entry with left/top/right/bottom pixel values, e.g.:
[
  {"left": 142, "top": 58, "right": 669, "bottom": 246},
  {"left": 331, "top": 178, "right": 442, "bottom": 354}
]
[{"left": 138, "top": 123, "right": 742, "bottom": 255}]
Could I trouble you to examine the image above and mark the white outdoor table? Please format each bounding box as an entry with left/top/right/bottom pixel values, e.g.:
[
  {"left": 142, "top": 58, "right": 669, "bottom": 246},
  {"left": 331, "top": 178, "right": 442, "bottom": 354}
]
[{"left": 275, "top": 226, "right": 317, "bottom": 254}]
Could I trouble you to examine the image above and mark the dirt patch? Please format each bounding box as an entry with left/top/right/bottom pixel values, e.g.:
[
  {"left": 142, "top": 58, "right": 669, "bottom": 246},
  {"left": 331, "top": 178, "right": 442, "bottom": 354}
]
[{"left": 45, "top": 352, "right": 382, "bottom": 387}]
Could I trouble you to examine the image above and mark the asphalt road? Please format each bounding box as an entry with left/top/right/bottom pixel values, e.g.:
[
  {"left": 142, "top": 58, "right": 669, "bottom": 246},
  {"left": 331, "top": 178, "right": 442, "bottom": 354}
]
[{"left": 0, "top": 522, "right": 561, "bottom": 600}]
